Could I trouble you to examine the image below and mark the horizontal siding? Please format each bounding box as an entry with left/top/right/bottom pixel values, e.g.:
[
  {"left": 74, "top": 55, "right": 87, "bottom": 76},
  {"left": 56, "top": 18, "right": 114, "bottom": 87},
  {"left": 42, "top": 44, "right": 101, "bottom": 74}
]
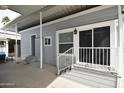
[
  {"left": 21, "top": 6, "right": 118, "bottom": 65},
  {"left": 42, "top": 6, "right": 118, "bottom": 66},
  {"left": 43, "top": 6, "right": 118, "bottom": 30},
  {"left": 21, "top": 27, "right": 40, "bottom": 59}
]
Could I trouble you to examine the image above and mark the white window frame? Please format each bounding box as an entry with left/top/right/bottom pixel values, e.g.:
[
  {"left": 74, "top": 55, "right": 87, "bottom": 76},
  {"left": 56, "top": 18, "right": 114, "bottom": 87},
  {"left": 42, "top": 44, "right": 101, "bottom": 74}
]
[
  {"left": 75, "top": 20, "right": 117, "bottom": 68},
  {"left": 56, "top": 20, "right": 117, "bottom": 70},
  {"left": 56, "top": 28, "right": 74, "bottom": 55},
  {"left": 44, "top": 36, "right": 52, "bottom": 47}
]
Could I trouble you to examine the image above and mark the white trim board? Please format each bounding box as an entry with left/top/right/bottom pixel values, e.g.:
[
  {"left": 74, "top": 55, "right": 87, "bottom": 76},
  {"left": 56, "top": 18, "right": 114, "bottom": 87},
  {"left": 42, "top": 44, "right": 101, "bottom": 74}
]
[
  {"left": 56, "top": 20, "right": 117, "bottom": 68},
  {"left": 19, "top": 25, "right": 40, "bottom": 34},
  {"left": 43, "top": 5, "right": 115, "bottom": 27},
  {"left": 19, "top": 5, "right": 116, "bottom": 34},
  {"left": 44, "top": 36, "right": 52, "bottom": 47}
]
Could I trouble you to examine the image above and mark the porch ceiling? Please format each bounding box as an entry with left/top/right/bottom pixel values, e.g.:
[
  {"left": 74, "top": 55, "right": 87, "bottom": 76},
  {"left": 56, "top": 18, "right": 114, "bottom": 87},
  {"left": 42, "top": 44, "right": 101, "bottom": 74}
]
[{"left": 3, "top": 5, "right": 98, "bottom": 32}]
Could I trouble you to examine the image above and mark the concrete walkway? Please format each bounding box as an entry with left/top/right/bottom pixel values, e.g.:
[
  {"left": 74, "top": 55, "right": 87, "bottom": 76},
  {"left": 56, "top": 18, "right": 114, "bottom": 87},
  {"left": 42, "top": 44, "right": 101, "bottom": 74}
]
[
  {"left": 0, "top": 62, "right": 90, "bottom": 88},
  {"left": 0, "top": 62, "right": 57, "bottom": 88},
  {"left": 47, "top": 76, "right": 91, "bottom": 88}
]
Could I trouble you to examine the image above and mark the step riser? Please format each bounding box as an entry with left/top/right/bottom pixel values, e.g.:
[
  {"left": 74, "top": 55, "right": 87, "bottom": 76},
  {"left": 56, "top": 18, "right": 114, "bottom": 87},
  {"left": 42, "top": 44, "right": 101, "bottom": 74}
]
[
  {"left": 65, "top": 71, "right": 116, "bottom": 87},
  {"left": 72, "top": 68, "right": 116, "bottom": 81},
  {"left": 73, "top": 65, "right": 117, "bottom": 77},
  {"left": 61, "top": 65, "right": 117, "bottom": 88},
  {"left": 62, "top": 74, "right": 116, "bottom": 88}
]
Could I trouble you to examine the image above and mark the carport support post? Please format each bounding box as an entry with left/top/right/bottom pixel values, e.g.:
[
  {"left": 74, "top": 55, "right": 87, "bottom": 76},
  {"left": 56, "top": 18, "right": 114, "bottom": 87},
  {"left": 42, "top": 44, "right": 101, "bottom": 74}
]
[
  {"left": 40, "top": 11, "right": 43, "bottom": 69},
  {"left": 117, "top": 5, "right": 124, "bottom": 88},
  {"left": 15, "top": 23, "right": 18, "bottom": 62},
  {"left": 5, "top": 39, "right": 9, "bottom": 57}
]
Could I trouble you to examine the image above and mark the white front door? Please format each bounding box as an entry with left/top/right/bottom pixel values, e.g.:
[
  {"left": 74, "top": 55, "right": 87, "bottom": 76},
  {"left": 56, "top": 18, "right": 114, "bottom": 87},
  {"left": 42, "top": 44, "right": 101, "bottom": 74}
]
[
  {"left": 56, "top": 29, "right": 74, "bottom": 73},
  {"left": 56, "top": 29, "right": 74, "bottom": 55}
]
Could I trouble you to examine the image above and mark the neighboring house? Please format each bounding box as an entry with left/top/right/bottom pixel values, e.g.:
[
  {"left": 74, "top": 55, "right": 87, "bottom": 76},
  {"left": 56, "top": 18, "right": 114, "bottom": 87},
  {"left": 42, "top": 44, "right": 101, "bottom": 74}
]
[
  {"left": 2, "top": 5, "right": 124, "bottom": 88},
  {"left": 0, "top": 30, "right": 21, "bottom": 57}
]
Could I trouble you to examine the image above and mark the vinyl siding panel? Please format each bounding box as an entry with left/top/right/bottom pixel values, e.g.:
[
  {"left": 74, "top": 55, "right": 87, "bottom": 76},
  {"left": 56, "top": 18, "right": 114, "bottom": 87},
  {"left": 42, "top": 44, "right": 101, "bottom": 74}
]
[
  {"left": 21, "top": 6, "right": 118, "bottom": 65},
  {"left": 21, "top": 27, "right": 40, "bottom": 60}
]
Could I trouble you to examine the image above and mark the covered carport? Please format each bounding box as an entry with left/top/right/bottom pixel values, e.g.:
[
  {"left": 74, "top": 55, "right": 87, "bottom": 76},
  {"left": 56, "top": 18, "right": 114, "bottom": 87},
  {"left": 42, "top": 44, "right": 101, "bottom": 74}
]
[
  {"left": 1, "top": 5, "right": 124, "bottom": 88},
  {"left": 2, "top": 5, "right": 98, "bottom": 68},
  {"left": 1, "top": 5, "right": 100, "bottom": 88}
]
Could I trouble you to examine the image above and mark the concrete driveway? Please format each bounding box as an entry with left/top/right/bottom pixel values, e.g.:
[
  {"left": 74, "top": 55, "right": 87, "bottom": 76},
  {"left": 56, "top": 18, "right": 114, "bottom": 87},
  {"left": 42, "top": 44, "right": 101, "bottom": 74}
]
[
  {"left": 0, "top": 62, "right": 57, "bottom": 88},
  {"left": 0, "top": 62, "right": 90, "bottom": 88}
]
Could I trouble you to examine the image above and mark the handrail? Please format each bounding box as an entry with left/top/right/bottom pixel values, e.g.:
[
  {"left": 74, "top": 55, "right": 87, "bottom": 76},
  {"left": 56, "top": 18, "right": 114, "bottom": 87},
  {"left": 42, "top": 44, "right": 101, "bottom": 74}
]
[
  {"left": 57, "top": 47, "right": 74, "bottom": 75},
  {"left": 57, "top": 47, "right": 117, "bottom": 75},
  {"left": 59, "top": 47, "right": 74, "bottom": 56},
  {"left": 76, "top": 47, "right": 111, "bottom": 49},
  {"left": 77, "top": 47, "right": 116, "bottom": 72}
]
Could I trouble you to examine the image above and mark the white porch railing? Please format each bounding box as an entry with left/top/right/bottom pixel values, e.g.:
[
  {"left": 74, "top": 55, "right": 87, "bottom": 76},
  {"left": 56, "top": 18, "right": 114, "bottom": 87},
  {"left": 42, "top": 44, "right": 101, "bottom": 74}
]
[
  {"left": 57, "top": 47, "right": 74, "bottom": 74},
  {"left": 77, "top": 47, "right": 116, "bottom": 72},
  {"left": 57, "top": 47, "right": 117, "bottom": 75}
]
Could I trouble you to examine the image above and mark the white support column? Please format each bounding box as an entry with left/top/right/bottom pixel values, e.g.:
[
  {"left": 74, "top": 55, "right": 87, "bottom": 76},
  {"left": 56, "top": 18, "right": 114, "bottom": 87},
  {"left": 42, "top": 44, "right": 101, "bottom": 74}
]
[
  {"left": 117, "top": 5, "right": 124, "bottom": 88},
  {"left": 74, "top": 29, "right": 79, "bottom": 63},
  {"left": 5, "top": 40, "right": 9, "bottom": 57},
  {"left": 40, "top": 12, "right": 43, "bottom": 69},
  {"left": 15, "top": 24, "right": 18, "bottom": 62}
]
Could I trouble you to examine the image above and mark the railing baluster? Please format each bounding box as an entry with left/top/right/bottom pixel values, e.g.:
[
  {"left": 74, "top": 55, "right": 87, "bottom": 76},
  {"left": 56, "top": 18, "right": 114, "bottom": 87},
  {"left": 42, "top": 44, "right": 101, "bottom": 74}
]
[
  {"left": 93, "top": 48, "right": 96, "bottom": 64},
  {"left": 86, "top": 48, "right": 87, "bottom": 63},
  {"left": 83, "top": 48, "right": 85, "bottom": 62},
  {"left": 71, "top": 49, "right": 73, "bottom": 66},
  {"left": 95, "top": 48, "right": 97, "bottom": 69},
  {"left": 107, "top": 48, "right": 108, "bottom": 66},
  {"left": 103, "top": 48, "right": 104, "bottom": 65},
  {"left": 89, "top": 48, "right": 90, "bottom": 64},
  {"left": 73, "top": 48, "right": 74, "bottom": 66},
  {"left": 58, "top": 47, "right": 114, "bottom": 74},
  {"left": 92, "top": 47, "right": 94, "bottom": 67},
  {"left": 99, "top": 48, "right": 100, "bottom": 65},
  {"left": 58, "top": 56, "right": 59, "bottom": 74},
  {"left": 81, "top": 48, "right": 82, "bottom": 62},
  {"left": 96, "top": 48, "right": 97, "bottom": 65},
  {"left": 103, "top": 48, "right": 104, "bottom": 70},
  {"left": 64, "top": 56, "right": 67, "bottom": 68}
]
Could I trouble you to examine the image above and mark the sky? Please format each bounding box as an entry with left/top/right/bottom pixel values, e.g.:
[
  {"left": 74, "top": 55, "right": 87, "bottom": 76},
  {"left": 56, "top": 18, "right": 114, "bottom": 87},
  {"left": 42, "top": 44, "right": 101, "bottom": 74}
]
[{"left": 0, "top": 9, "right": 21, "bottom": 29}]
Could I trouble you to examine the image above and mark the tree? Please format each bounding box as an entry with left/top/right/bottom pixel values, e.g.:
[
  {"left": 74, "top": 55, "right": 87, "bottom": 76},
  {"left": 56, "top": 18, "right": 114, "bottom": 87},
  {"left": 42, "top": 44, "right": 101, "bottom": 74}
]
[{"left": 1, "top": 16, "right": 10, "bottom": 25}]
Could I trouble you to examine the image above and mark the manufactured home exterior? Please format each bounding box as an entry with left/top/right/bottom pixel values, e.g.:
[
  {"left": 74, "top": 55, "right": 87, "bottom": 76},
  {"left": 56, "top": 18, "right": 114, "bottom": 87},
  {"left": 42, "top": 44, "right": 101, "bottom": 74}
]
[
  {"left": 0, "top": 30, "right": 21, "bottom": 57},
  {"left": 20, "top": 6, "right": 118, "bottom": 65},
  {"left": 3, "top": 5, "right": 124, "bottom": 88}
]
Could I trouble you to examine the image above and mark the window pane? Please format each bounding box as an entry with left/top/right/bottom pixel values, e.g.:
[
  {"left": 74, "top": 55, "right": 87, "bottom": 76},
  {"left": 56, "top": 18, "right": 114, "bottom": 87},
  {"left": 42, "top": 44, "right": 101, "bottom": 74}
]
[
  {"left": 45, "top": 38, "right": 48, "bottom": 45},
  {"left": 79, "top": 30, "right": 92, "bottom": 47},
  {"left": 94, "top": 26, "right": 110, "bottom": 47},
  {"left": 59, "top": 32, "right": 73, "bottom": 43},
  {"left": 48, "top": 38, "right": 51, "bottom": 45},
  {"left": 59, "top": 44, "right": 73, "bottom": 53}
]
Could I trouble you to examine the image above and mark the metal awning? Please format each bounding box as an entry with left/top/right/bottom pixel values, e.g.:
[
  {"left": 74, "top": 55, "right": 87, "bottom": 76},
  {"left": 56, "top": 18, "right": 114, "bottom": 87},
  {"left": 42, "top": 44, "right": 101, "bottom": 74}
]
[{"left": 2, "top": 5, "right": 98, "bottom": 32}]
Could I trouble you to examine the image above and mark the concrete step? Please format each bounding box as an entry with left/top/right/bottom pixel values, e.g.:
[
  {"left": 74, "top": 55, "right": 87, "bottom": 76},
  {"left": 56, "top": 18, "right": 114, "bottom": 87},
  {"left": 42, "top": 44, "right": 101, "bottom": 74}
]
[
  {"left": 73, "top": 64, "right": 117, "bottom": 77},
  {"left": 61, "top": 66, "right": 117, "bottom": 88},
  {"left": 25, "top": 56, "right": 39, "bottom": 63}
]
